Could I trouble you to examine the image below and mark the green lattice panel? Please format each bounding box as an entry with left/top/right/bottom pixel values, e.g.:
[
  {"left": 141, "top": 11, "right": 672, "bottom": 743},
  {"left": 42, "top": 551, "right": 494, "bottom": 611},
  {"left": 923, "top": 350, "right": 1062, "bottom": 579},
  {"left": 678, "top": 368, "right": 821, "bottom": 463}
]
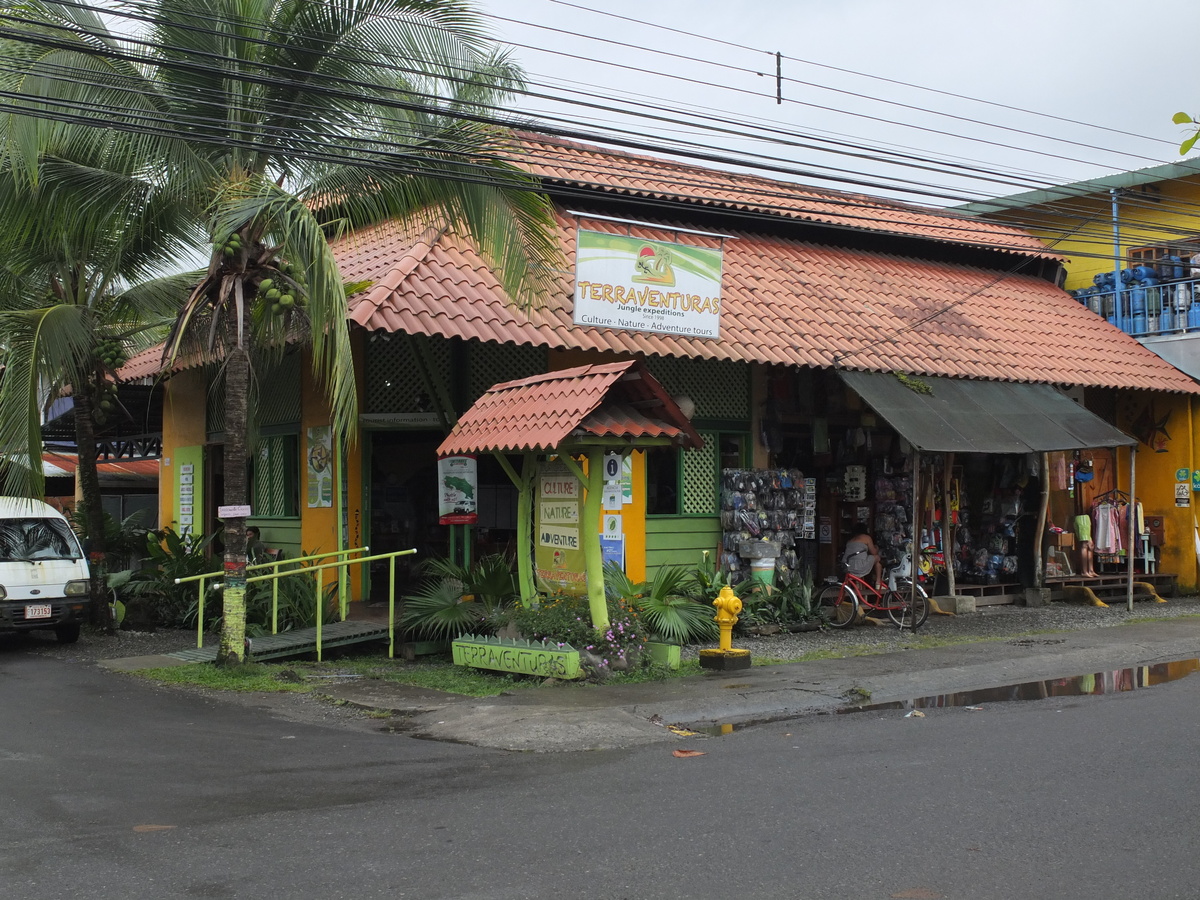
[
  {"left": 365, "top": 334, "right": 452, "bottom": 413},
  {"left": 468, "top": 341, "right": 545, "bottom": 401},
  {"left": 253, "top": 435, "right": 292, "bottom": 517},
  {"left": 682, "top": 431, "right": 718, "bottom": 515},
  {"left": 205, "top": 355, "right": 301, "bottom": 434},
  {"left": 644, "top": 356, "right": 748, "bottom": 421},
  {"left": 257, "top": 355, "right": 301, "bottom": 427}
]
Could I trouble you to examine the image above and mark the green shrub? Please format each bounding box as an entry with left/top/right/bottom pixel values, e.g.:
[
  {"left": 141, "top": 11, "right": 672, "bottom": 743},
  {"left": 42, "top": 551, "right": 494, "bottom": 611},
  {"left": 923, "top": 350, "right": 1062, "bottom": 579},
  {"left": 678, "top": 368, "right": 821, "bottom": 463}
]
[
  {"left": 121, "top": 527, "right": 221, "bottom": 626},
  {"left": 505, "top": 591, "right": 644, "bottom": 671}
]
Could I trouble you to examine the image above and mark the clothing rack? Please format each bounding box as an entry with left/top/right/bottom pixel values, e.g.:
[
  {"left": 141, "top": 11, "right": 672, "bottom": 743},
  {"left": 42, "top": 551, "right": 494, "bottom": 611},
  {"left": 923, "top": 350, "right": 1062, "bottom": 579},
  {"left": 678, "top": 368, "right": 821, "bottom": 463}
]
[{"left": 1091, "top": 488, "right": 1130, "bottom": 505}]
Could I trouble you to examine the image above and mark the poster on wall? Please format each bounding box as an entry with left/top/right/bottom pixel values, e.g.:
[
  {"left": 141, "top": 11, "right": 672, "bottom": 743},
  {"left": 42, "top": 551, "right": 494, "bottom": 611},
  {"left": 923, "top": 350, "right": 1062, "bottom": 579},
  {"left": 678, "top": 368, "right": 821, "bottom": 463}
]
[
  {"left": 535, "top": 459, "right": 586, "bottom": 594},
  {"left": 438, "top": 455, "right": 479, "bottom": 524},
  {"left": 307, "top": 426, "right": 333, "bottom": 508},
  {"left": 573, "top": 229, "right": 724, "bottom": 339}
]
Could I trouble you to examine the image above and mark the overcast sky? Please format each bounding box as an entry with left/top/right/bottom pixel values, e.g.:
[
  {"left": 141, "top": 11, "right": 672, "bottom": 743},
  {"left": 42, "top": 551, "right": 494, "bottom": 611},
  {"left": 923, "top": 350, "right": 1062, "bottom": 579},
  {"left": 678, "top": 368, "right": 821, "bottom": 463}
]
[{"left": 480, "top": 0, "right": 1199, "bottom": 206}]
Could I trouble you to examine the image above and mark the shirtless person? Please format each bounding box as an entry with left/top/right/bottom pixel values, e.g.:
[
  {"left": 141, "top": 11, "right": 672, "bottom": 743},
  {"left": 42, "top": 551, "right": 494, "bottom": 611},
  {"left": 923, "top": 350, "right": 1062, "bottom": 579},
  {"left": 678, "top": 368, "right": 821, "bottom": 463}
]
[{"left": 842, "top": 523, "right": 883, "bottom": 587}]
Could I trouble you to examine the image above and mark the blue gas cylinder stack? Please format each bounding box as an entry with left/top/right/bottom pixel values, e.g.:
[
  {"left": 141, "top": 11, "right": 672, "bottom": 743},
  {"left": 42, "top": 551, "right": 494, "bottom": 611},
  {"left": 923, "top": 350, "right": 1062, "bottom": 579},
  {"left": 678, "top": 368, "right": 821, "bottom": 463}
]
[{"left": 1093, "top": 272, "right": 1118, "bottom": 326}]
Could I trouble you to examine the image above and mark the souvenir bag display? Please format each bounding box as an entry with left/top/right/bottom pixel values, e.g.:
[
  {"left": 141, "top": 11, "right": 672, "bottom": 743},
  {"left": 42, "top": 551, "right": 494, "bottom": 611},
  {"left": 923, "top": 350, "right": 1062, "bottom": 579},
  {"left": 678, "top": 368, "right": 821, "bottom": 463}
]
[{"left": 720, "top": 469, "right": 815, "bottom": 585}]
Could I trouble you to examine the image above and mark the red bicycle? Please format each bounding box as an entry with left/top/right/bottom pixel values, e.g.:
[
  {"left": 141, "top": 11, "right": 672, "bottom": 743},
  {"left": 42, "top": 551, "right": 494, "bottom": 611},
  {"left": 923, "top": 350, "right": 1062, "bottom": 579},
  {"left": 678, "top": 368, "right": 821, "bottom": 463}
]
[{"left": 816, "top": 555, "right": 929, "bottom": 629}]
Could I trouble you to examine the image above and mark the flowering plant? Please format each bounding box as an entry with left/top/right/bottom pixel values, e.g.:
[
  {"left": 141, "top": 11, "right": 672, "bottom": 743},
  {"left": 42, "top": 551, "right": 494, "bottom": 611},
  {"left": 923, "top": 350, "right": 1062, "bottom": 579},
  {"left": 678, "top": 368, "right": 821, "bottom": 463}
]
[{"left": 505, "top": 591, "right": 644, "bottom": 675}]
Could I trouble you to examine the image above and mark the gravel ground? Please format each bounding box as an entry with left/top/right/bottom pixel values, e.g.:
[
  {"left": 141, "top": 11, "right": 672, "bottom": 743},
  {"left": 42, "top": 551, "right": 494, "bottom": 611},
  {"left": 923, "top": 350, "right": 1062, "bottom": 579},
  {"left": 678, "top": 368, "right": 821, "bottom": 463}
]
[
  {"left": 683, "top": 593, "right": 1200, "bottom": 661},
  {"left": 9, "top": 594, "right": 1200, "bottom": 665}
]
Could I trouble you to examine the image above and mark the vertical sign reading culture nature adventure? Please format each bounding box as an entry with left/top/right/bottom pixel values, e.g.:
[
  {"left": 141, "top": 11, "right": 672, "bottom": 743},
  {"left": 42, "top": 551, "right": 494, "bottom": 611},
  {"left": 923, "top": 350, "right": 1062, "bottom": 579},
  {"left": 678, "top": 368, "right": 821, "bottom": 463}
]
[
  {"left": 573, "top": 230, "right": 723, "bottom": 338},
  {"left": 535, "top": 459, "right": 585, "bottom": 594}
]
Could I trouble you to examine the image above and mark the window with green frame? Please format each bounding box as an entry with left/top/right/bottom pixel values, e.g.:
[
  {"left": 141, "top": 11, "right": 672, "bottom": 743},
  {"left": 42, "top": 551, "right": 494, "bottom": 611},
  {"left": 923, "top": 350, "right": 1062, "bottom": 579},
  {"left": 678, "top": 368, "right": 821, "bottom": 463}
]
[
  {"left": 251, "top": 434, "right": 299, "bottom": 517},
  {"left": 646, "top": 431, "right": 748, "bottom": 516}
]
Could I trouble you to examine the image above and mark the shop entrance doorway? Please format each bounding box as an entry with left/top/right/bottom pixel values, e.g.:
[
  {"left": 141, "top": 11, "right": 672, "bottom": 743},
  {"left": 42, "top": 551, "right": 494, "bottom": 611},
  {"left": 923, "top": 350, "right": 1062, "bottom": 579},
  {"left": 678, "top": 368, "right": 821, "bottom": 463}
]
[{"left": 366, "top": 432, "right": 520, "bottom": 601}]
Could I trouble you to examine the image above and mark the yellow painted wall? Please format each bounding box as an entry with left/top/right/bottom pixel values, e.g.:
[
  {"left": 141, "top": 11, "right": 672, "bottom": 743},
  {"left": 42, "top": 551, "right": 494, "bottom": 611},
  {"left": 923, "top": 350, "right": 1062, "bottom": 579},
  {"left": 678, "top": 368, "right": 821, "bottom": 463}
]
[
  {"left": 626, "top": 450, "right": 647, "bottom": 582},
  {"left": 987, "top": 177, "right": 1200, "bottom": 293},
  {"left": 1115, "top": 391, "right": 1198, "bottom": 591},
  {"left": 298, "top": 345, "right": 366, "bottom": 599},
  {"left": 158, "top": 368, "right": 207, "bottom": 532}
]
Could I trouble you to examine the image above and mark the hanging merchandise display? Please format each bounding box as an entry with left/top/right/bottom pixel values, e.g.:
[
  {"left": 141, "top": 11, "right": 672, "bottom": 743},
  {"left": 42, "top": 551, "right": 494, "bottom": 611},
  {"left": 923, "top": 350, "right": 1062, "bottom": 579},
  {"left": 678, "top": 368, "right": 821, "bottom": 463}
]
[{"left": 719, "top": 469, "right": 816, "bottom": 586}]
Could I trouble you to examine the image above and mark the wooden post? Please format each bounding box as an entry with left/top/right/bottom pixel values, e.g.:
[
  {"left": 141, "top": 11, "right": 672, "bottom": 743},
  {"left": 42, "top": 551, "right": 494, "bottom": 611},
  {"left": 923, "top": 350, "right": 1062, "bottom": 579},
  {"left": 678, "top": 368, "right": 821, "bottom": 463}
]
[
  {"left": 1034, "top": 452, "right": 1050, "bottom": 590},
  {"left": 1128, "top": 446, "right": 1136, "bottom": 611},
  {"left": 910, "top": 448, "right": 920, "bottom": 630},
  {"left": 582, "top": 447, "right": 610, "bottom": 630},
  {"left": 493, "top": 451, "right": 537, "bottom": 605},
  {"left": 943, "top": 452, "right": 956, "bottom": 598}
]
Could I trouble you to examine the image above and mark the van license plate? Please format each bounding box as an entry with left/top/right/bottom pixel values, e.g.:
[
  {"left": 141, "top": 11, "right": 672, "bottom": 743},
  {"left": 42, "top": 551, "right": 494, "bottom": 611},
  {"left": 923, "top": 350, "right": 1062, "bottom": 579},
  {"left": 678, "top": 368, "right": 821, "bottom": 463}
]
[{"left": 24, "top": 604, "right": 52, "bottom": 619}]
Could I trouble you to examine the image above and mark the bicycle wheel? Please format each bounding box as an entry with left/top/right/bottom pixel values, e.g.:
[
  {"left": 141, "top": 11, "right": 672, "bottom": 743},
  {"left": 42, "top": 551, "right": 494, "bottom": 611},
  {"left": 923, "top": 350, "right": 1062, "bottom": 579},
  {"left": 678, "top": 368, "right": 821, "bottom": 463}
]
[
  {"left": 816, "top": 582, "right": 859, "bottom": 628},
  {"left": 887, "top": 581, "right": 930, "bottom": 629}
]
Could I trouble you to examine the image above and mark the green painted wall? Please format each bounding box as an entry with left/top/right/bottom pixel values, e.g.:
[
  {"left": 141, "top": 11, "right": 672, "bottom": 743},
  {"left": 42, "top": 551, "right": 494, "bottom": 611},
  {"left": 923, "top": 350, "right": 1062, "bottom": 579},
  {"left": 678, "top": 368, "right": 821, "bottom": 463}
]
[
  {"left": 645, "top": 515, "right": 720, "bottom": 577},
  {"left": 248, "top": 518, "right": 302, "bottom": 559}
]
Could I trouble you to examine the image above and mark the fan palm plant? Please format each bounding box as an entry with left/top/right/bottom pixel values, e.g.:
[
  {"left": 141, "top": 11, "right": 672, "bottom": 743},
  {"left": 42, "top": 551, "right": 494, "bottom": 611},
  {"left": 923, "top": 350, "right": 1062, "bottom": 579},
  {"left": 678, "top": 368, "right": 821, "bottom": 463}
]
[
  {"left": 401, "top": 554, "right": 520, "bottom": 641},
  {"left": 1, "top": 0, "right": 561, "bottom": 662},
  {"left": 604, "top": 562, "right": 718, "bottom": 645}
]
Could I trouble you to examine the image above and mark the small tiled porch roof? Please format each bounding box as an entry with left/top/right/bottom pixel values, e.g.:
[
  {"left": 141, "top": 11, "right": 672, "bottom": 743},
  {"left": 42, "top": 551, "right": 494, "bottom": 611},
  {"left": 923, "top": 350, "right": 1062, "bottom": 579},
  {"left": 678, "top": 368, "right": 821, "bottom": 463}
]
[{"left": 437, "top": 360, "right": 702, "bottom": 456}]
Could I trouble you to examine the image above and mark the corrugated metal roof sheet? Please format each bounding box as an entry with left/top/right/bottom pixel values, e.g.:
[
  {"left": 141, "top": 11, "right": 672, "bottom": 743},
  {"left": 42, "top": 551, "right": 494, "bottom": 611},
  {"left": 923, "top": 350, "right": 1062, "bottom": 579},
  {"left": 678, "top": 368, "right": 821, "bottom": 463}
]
[
  {"left": 839, "top": 371, "right": 1135, "bottom": 453},
  {"left": 438, "top": 360, "right": 702, "bottom": 455}
]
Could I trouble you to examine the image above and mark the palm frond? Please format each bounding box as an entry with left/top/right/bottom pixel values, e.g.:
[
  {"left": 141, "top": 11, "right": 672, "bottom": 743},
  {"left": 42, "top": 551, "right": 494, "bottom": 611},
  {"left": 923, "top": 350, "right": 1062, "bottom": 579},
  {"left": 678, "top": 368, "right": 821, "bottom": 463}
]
[{"left": 0, "top": 303, "right": 90, "bottom": 497}]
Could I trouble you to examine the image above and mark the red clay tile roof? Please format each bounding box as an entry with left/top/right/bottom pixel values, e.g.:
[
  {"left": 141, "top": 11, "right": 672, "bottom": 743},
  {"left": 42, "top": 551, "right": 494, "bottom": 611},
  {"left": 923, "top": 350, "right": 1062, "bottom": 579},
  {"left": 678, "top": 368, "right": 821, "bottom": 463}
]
[
  {"left": 122, "top": 134, "right": 1199, "bottom": 395},
  {"left": 513, "top": 133, "right": 1055, "bottom": 257},
  {"left": 438, "top": 360, "right": 702, "bottom": 455},
  {"left": 340, "top": 208, "right": 1200, "bottom": 395}
]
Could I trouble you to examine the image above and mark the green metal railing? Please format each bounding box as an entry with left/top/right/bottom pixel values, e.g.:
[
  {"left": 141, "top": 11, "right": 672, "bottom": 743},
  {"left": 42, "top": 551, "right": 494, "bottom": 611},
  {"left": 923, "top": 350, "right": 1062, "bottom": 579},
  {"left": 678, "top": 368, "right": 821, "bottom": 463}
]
[
  {"left": 246, "top": 549, "right": 418, "bottom": 660},
  {"left": 177, "top": 542, "right": 369, "bottom": 648},
  {"left": 177, "top": 546, "right": 418, "bottom": 659}
]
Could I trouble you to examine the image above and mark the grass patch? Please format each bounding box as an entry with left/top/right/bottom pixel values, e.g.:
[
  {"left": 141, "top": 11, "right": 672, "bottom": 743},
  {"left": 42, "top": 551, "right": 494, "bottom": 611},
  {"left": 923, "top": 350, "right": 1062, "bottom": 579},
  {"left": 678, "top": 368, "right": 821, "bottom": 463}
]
[
  {"left": 1124, "top": 613, "right": 1200, "bottom": 625},
  {"left": 133, "top": 648, "right": 709, "bottom": 696},
  {"left": 135, "top": 661, "right": 312, "bottom": 693},
  {"left": 135, "top": 653, "right": 545, "bottom": 698}
]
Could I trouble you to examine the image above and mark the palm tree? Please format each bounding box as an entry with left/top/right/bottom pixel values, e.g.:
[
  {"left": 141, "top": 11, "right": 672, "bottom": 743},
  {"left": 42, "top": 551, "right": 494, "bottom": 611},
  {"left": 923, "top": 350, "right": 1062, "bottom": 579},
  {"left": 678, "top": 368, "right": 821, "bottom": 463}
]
[
  {"left": 0, "top": 5, "right": 200, "bottom": 625},
  {"left": 2, "top": 0, "right": 560, "bottom": 662}
]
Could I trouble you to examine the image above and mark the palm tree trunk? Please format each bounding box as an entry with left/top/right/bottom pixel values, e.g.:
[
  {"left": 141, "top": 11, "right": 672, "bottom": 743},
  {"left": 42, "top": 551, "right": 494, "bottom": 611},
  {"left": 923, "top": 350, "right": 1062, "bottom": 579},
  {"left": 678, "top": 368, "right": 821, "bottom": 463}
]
[
  {"left": 73, "top": 387, "right": 113, "bottom": 633},
  {"left": 216, "top": 338, "right": 250, "bottom": 665}
]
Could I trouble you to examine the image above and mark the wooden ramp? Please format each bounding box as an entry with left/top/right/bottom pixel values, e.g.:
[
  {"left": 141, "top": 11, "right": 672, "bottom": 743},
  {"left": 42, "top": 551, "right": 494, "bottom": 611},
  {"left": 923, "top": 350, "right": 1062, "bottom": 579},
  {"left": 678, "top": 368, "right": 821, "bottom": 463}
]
[{"left": 165, "top": 620, "right": 392, "bottom": 663}]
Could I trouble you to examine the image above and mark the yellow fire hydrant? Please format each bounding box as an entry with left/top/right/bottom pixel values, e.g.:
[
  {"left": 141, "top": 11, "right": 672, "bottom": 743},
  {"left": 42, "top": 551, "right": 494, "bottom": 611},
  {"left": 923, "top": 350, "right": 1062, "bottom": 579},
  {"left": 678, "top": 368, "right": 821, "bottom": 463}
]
[
  {"left": 713, "top": 585, "right": 742, "bottom": 651},
  {"left": 699, "top": 585, "right": 752, "bottom": 671}
]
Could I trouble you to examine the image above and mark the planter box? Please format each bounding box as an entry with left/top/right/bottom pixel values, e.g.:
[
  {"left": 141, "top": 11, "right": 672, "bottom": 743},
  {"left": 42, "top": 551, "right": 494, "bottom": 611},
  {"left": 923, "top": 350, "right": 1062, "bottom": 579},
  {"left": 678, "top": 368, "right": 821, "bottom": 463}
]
[
  {"left": 645, "top": 641, "right": 681, "bottom": 669},
  {"left": 452, "top": 634, "right": 582, "bottom": 679}
]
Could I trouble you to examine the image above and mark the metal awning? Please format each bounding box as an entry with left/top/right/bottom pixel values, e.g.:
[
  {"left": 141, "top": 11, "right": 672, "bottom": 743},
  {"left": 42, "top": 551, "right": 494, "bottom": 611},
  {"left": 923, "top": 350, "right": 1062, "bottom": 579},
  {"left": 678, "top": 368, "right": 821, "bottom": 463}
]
[{"left": 839, "top": 371, "right": 1135, "bottom": 454}]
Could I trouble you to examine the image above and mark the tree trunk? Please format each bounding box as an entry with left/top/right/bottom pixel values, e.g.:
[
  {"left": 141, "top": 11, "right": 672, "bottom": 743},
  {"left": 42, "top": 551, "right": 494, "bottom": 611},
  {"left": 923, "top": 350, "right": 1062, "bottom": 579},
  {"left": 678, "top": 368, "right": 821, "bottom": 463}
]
[
  {"left": 216, "top": 338, "right": 250, "bottom": 665},
  {"left": 73, "top": 386, "right": 113, "bottom": 633}
]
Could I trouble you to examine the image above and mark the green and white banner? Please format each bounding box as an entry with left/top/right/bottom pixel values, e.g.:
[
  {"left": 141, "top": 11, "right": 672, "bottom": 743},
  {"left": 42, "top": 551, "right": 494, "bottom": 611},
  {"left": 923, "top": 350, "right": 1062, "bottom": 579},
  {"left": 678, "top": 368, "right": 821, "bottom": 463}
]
[{"left": 574, "top": 230, "right": 723, "bottom": 338}]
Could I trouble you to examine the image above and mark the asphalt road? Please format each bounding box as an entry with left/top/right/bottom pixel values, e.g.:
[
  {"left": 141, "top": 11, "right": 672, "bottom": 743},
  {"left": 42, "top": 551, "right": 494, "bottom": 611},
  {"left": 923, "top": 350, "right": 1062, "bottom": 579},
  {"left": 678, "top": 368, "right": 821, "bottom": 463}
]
[{"left": 3, "top": 642, "right": 1199, "bottom": 900}]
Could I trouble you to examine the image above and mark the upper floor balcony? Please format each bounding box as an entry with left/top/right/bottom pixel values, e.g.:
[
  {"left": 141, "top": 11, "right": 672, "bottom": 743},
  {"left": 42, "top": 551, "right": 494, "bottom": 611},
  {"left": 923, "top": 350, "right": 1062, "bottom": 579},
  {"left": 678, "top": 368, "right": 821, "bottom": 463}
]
[{"left": 1072, "top": 261, "right": 1200, "bottom": 380}]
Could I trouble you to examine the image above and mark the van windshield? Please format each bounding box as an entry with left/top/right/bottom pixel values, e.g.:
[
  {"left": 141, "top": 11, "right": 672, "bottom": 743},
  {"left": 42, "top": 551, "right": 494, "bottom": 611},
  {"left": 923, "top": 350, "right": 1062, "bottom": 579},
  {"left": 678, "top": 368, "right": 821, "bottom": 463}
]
[{"left": 0, "top": 518, "right": 83, "bottom": 561}]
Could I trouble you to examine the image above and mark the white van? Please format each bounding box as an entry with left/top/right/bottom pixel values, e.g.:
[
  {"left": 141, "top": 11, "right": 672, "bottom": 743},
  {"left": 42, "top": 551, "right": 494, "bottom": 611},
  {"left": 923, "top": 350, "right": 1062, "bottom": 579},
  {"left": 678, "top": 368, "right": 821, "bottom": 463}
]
[{"left": 0, "top": 498, "right": 91, "bottom": 643}]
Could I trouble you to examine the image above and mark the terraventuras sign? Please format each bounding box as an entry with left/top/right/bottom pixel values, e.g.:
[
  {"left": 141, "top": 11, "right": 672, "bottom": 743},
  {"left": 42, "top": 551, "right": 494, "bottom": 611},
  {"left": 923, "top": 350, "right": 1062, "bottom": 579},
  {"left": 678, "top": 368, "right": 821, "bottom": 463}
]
[{"left": 573, "top": 229, "right": 723, "bottom": 339}]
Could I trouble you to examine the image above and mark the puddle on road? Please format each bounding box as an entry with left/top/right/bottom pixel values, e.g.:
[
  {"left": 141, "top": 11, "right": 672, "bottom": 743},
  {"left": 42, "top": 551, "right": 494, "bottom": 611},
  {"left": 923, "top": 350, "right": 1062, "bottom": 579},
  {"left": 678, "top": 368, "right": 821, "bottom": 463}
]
[{"left": 842, "top": 657, "right": 1200, "bottom": 715}]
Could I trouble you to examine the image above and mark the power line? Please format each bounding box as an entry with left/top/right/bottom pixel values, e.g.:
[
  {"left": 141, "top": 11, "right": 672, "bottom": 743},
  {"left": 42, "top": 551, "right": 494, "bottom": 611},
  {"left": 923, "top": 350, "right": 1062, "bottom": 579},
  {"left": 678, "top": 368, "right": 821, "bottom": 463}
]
[{"left": 6, "top": 4, "right": 1200, "bottom": 265}]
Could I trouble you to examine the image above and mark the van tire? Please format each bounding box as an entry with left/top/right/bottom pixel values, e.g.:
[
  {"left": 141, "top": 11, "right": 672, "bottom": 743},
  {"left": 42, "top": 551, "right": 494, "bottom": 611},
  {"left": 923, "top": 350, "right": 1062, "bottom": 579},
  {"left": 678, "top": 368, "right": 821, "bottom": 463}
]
[{"left": 55, "top": 624, "right": 81, "bottom": 644}]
